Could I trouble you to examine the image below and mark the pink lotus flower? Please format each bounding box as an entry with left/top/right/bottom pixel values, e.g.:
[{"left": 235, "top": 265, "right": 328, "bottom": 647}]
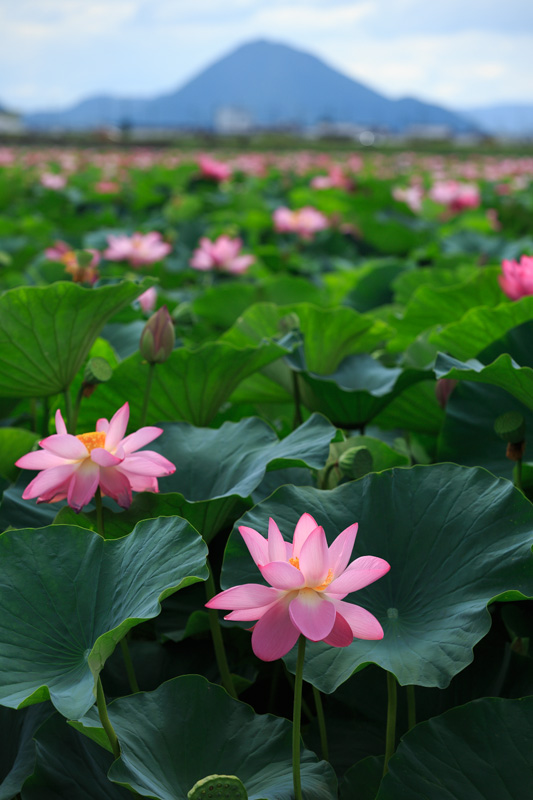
[
  {"left": 310, "top": 166, "right": 353, "bottom": 191},
  {"left": 499, "top": 255, "right": 533, "bottom": 300},
  {"left": 138, "top": 286, "right": 157, "bottom": 313},
  {"left": 40, "top": 172, "right": 67, "bottom": 190},
  {"left": 198, "top": 155, "right": 232, "bottom": 182},
  {"left": 104, "top": 232, "right": 172, "bottom": 268},
  {"left": 273, "top": 207, "right": 329, "bottom": 241},
  {"left": 190, "top": 235, "right": 255, "bottom": 274},
  {"left": 44, "top": 241, "right": 100, "bottom": 284},
  {"left": 15, "top": 402, "right": 175, "bottom": 511},
  {"left": 429, "top": 180, "right": 480, "bottom": 213},
  {"left": 392, "top": 185, "right": 424, "bottom": 213},
  {"left": 94, "top": 180, "right": 120, "bottom": 194},
  {"left": 206, "top": 513, "right": 390, "bottom": 661}
]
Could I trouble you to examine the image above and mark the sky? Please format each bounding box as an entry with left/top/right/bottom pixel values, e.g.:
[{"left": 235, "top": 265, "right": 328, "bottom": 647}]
[{"left": 1, "top": 0, "right": 532, "bottom": 113}]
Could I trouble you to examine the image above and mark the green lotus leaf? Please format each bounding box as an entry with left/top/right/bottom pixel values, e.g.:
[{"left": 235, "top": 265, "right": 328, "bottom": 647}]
[
  {"left": 386, "top": 268, "right": 502, "bottom": 354},
  {"left": 0, "top": 428, "right": 40, "bottom": 481},
  {"left": 430, "top": 295, "right": 533, "bottom": 361},
  {"left": 0, "top": 517, "right": 208, "bottom": 718},
  {"left": 0, "top": 280, "right": 152, "bottom": 398},
  {"left": 220, "top": 465, "right": 533, "bottom": 692},
  {"left": 435, "top": 352, "right": 533, "bottom": 413},
  {"left": 0, "top": 704, "right": 53, "bottom": 800},
  {"left": 77, "top": 675, "right": 337, "bottom": 800},
  {"left": 21, "top": 714, "right": 131, "bottom": 799},
  {"left": 76, "top": 339, "right": 287, "bottom": 429},
  {"left": 377, "top": 697, "right": 533, "bottom": 799}
]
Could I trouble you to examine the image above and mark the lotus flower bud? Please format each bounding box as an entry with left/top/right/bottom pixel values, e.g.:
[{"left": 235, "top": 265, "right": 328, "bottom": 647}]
[
  {"left": 435, "top": 378, "right": 458, "bottom": 409},
  {"left": 338, "top": 446, "right": 373, "bottom": 479},
  {"left": 82, "top": 357, "right": 113, "bottom": 397},
  {"left": 495, "top": 411, "right": 526, "bottom": 461},
  {"left": 140, "top": 305, "right": 175, "bottom": 364}
]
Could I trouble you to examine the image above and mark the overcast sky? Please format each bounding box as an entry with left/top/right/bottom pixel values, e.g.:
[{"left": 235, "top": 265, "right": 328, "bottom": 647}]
[{"left": 1, "top": 0, "right": 532, "bottom": 113}]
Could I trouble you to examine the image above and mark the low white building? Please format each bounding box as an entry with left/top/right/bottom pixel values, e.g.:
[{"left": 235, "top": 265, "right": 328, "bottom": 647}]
[{"left": 214, "top": 106, "right": 253, "bottom": 135}]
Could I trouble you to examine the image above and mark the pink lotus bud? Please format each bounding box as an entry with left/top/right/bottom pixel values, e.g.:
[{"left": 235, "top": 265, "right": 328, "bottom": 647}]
[
  {"left": 435, "top": 378, "right": 458, "bottom": 409},
  {"left": 140, "top": 306, "right": 175, "bottom": 364}
]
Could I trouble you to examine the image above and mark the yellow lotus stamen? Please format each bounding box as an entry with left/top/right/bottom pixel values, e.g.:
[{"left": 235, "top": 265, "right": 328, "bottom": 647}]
[
  {"left": 76, "top": 431, "right": 106, "bottom": 453},
  {"left": 315, "top": 569, "right": 334, "bottom": 592},
  {"left": 289, "top": 557, "right": 300, "bottom": 569}
]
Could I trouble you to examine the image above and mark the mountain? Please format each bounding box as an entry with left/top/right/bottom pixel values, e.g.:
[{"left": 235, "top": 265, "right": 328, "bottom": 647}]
[
  {"left": 25, "top": 39, "right": 476, "bottom": 134},
  {"left": 464, "top": 104, "right": 533, "bottom": 138}
]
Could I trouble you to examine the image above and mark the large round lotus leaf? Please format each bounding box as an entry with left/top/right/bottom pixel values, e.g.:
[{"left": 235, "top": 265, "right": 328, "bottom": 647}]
[
  {"left": 77, "top": 675, "right": 337, "bottom": 800},
  {"left": 76, "top": 339, "right": 286, "bottom": 429},
  {"left": 286, "top": 350, "right": 429, "bottom": 428},
  {"left": 437, "top": 319, "right": 533, "bottom": 478},
  {"left": 151, "top": 414, "right": 336, "bottom": 499},
  {"left": 377, "top": 697, "right": 533, "bottom": 800},
  {"left": 21, "top": 714, "right": 131, "bottom": 799},
  {"left": 0, "top": 280, "right": 152, "bottom": 398},
  {"left": 0, "top": 518, "right": 208, "bottom": 719},
  {"left": 220, "top": 465, "right": 533, "bottom": 692},
  {"left": 430, "top": 295, "right": 533, "bottom": 361},
  {"left": 0, "top": 704, "right": 53, "bottom": 800}
]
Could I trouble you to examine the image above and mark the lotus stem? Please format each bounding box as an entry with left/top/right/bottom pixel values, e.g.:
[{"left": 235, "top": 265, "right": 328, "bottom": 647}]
[
  {"left": 516, "top": 458, "right": 523, "bottom": 491},
  {"left": 94, "top": 487, "right": 105, "bottom": 538},
  {"left": 292, "top": 635, "right": 306, "bottom": 800},
  {"left": 292, "top": 371, "right": 303, "bottom": 429},
  {"left": 70, "top": 384, "right": 85, "bottom": 435},
  {"left": 120, "top": 636, "right": 140, "bottom": 694},
  {"left": 139, "top": 362, "right": 155, "bottom": 428},
  {"left": 63, "top": 387, "right": 74, "bottom": 433},
  {"left": 312, "top": 684, "right": 329, "bottom": 761},
  {"left": 205, "top": 559, "right": 238, "bottom": 699},
  {"left": 383, "top": 671, "right": 398, "bottom": 776},
  {"left": 406, "top": 684, "right": 416, "bottom": 731},
  {"left": 96, "top": 676, "right": 120, "bottom": 760}
]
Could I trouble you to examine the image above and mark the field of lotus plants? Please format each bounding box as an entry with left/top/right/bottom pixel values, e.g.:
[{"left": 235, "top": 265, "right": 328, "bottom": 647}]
[{"left": 1, "top": 143, "right": 533, "bottom": 799}]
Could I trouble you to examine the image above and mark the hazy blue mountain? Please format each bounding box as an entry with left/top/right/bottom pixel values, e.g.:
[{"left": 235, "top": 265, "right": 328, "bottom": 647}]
[
  {"left": 464, "top": 105, "right": 533, "bottom": 137},
  {"left": 25, "top": 39, "right": 476, "bottom": 133}
]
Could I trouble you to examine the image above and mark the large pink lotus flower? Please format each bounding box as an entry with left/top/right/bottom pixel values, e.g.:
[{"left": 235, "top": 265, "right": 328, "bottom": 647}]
[
  {"left": 15, "top": 402, "right": 175, "bottom": 511},
  {"left": 499, "top": 255, "right": 533, "bottom": 300},
  {"left": 273, "top": 207, "right": 329, "bottom": 240},
  {"left": 206, "top": 513, "right": 390, "bottom": 661},
  {"left": 190, "top": 235, "right": 255, "bottom": 274},
  {"left": 104, "top": 232, "right": 172, "bottom": 268},
  {"left": 429, "top": 180, "right": 480, "bottom": 213},
  {"left": 198, "top": 155, "right": 232, "bottom": 182}
]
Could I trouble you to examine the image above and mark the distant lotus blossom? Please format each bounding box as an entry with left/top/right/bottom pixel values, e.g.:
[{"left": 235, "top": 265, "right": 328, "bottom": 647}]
[
  {"left": 392, "top": 184, "right": 424, "bottom": 213},
  {"left": 273, "top": 206, "right": 329, "bottom": 240},
  {"left": 429, "top": 180, "right": 480, "bottom": 213},
  {"left": 190, "top": 235, "right": 255, "bottom": 274},
  {"left": 311, "top": 166, "right": 353, "bottom": 191},
  {"left": 40, "top": 173, "right": 67, "bottom": 190},
  {"left": 198, "top": 155, "right": 232, "bottom": 182},
  {"left": 104, "top": 232, "right": 172, "bottom": 267},
  {"left": 44, "top": 240, "right": 100, "bottom": 284},
  {"left": 138, "top": 286, "right": 158, "bottom": 313},
  {"left": 206, "top": 512, "right": 390, "bottom": 662},
  {"left": 94, "top": 181, "right": 120, "bottom": 194},
  {"left": 499, "top": 255, "right": 533, "bottom": 300},
  {"left": 16, "top": 402, "right": 175, "bottom": 512}
]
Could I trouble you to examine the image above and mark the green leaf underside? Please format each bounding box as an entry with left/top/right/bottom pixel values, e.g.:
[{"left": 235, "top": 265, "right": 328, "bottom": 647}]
[
  {"left": 0, "top": 518, "right": 208, "bottom": 718},
  {"left": 221, "top": 465, "right": 533, "bottom": 692}
]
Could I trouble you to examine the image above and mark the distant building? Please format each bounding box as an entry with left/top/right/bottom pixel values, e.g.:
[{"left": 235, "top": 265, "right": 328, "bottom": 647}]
[
  {"left": 403, "top": 124, "right": 452, "bottom": 141},
  {"left": 214, "top": 106, "right": 253, "bottom": 135},
  {"left": 0, "top": 106, "right": 23, "bottom": 134}
]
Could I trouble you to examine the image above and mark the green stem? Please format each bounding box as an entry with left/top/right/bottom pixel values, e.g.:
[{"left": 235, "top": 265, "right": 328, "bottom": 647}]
[
  {"left": 406, "top": 684, "right": 416, "bottom": 731},
  {"left": 320, "top": 462, "right": 338, "bottom": 490},
  {"left": 292, "top": 371, "right": 303, "bottom": 430},
  {"left": 139, "top": 363, "right": 155, "bottom": 428},
  {"left": 120, "top": 636, "right": 140, "bottom": 694},
  {"left": 30, "top": 398, "right": 37, "bottom": 432},
  {"left": 94, "top": 487, "right": 105, "bottom": 538},
  {"left": 312, "top": 684, "right": 329, "bottom": 761},
  {"left": 284, "top": 665, "right": 314, "bottom": 722},
  {"left": 205, "top": 560, "right": 238, "bottom": 699},
  {"left": 63, "top": 388, "right": 74, "bottom": 434},
  {"left": 41, "top": 396, "right": 50, "bottom": 437},
  {"left": 292, "top": 635, "right": 306, "bottom": 800},
  {"left": 516, "top": 458, "right": 523, "bottom": 491},
  {"left": 96, "top": 677, "right": 120, "bottom": 760},
  {"left": 71, "top": 385, "right": 85, "bottom": 435},
  {"left": 383, "top": 671, "right": 398, "bottom": 776}
]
